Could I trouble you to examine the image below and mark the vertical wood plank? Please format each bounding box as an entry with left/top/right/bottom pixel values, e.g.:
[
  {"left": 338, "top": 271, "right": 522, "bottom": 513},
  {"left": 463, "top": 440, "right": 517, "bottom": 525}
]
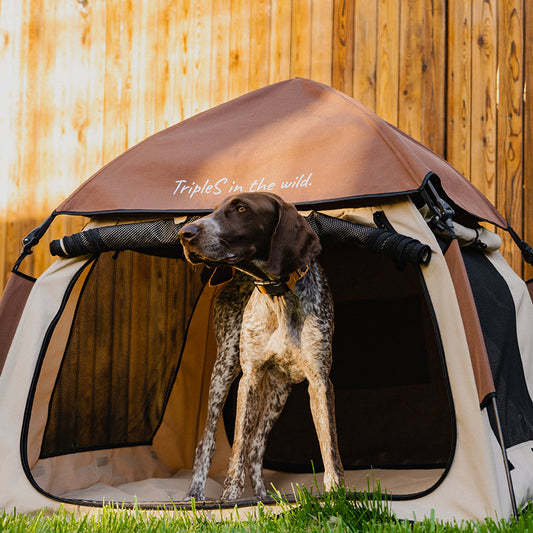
[
  {"left": 29, "top": 0, "right": 59, "bottom": 277},
  {"left": 496, "top": 0, "right": 524, "bottom": 274},
  {"left": 311, "top": 0, "right": 333, "bottom": 85},
  {"left": 129, "top": 252, "right": 152, "bottom": 436},
  {"left": 269, "top": 0, "right": 291, "bottom": 83},
  {"left": 9, "top": 0, "right": 44, "bottom": 280},
  {"left": 102, "top": 1, "right": 123, "bottom": 164},
  {"left": 399, "top": 0, "right": 446, "bottom": 154},
  {"left": 84, "top": 0, "right": 107, "bottom": 181},
  {"left": 424, "top": 0, "right": 446, "bottom": 156},
  {"left": 471, "top": 0, "right": 497, "bottom": 207},
  {"left": 192, "top": 0, "right": 214, "bottom": 116},
  {"left": 229, "top": 0, "right": 251, "bottom": 99},
  {"left": 290, "top": 0, "right": 312, "bottom": 78},
  {"left": 524, "top": 0, "right": 533, "bottom": 280},
  {"left": 332, "top": 0, "right": 354, "bottom": 95},
  {"left": 139, "top": 0, "right": 159, "bottom": 137},
  {"left": 376, "top": 0, "right": 400, "bottom": 125},
  {"left": 211, "top": 0, "right": 231, "bottom": 106},
  {"left": 353, "top": 0, "right": 377, "bottom": 110},
  {"left": 447, "top": 0, "right": 472, "bottom": 179},
  {"left": 249, "top": 0, "right": 270, "bottom": 90},
  {"left": 175, "top": 2, "right": 194, "bottom": 121},
  {"left": 56, "top": 3, "right": 92, "bottom": 243},
  {"left": 156, "top": 0, "right": 179, "bottom": 129},
  {"left": 0, "top": 0, "right": 26, "bottom": 285},
  {"left": 118, "top": 0, "right": 135, "bottom": 151},
  {"left": 398, "top": 0, "right": 423, "bottom": 142}
]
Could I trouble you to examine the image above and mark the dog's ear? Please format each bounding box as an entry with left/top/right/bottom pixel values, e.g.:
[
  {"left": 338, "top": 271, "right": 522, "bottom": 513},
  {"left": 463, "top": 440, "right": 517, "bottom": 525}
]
[{"left": 267, "top": 199, "right": 321, "bottom": 277}]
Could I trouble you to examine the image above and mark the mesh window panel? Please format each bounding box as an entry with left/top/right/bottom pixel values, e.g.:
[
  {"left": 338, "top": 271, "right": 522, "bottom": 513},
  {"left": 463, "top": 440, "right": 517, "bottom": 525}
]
[
  {"left": 462, "top": 247, "right": 533, "bottom": 448},
  {"left": 224, "top": 246, "right": 454, "bottom": 472},
  {"left": 40, "top": 251, "right": 204, "bottom": 458}
]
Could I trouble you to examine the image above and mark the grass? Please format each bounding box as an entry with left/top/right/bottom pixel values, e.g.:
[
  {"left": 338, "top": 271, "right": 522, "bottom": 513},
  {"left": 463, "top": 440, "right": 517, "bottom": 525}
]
[{"left": 0, "top": 484, "right": 532, "bottom": 533}]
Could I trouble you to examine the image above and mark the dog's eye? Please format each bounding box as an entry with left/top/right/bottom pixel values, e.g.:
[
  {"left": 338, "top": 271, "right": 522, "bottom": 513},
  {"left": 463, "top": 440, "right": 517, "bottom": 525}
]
[{"left": 237, "top": 205, "right": 247, "bottom": 213}]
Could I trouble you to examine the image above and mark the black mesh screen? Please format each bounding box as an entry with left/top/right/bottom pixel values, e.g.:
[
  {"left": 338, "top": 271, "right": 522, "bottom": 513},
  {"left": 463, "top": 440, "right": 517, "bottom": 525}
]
[
  {"left": 462, "top": 248, "right": 533, "bottom": 448},
  {"left": 224, "top": 247, "right": 454, "bottom": 471},
  {"left": 40, "top": 251, "right": 204, "bottom": 458}
]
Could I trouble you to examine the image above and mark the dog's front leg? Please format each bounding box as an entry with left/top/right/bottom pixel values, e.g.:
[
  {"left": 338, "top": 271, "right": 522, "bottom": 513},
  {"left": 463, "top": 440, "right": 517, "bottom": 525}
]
[
  {"left": 308, "top": 377, "right": 344, "bottom": 491},
  {"left": 186, "top": 348, "right": 241, "bottom": 501},
  {"left": 247, "top": 373, "right": 292, "bottom": 498},
  {"left": 221, "top": 369, "right": 263, "bottom": 500}
]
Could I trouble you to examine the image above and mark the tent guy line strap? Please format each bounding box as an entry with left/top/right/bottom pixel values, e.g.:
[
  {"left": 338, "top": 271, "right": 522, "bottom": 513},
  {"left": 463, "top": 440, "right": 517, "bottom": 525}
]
[
  {"left": 507, "top": 225, "right": 533, "bottom": 266},
  {"left": 47, "top": 212, "right": 432, "bottom": 268}
]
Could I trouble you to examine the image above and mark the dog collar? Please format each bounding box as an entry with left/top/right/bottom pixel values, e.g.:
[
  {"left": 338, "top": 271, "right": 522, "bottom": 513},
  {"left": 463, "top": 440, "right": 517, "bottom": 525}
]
[{"left": 254, "top": 265, "right": 309, "bottom": 296}]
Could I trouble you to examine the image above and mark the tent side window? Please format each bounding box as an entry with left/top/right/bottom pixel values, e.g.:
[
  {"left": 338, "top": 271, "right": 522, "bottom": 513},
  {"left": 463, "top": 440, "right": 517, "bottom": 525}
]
[{"left": 38, "top": 251, "right": 204, "bottom": 458}]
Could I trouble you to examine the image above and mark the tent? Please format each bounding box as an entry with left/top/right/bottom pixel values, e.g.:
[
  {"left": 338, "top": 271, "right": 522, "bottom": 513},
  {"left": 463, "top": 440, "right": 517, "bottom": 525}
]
[{"left": 1, "top": 78, "right": 533, "bottom": 521}]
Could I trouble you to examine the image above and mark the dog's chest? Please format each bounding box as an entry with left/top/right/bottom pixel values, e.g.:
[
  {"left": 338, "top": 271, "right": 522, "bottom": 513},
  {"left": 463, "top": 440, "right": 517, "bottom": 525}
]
[{"left": 238, "top": 289, "right": 315, "bottom": 382}]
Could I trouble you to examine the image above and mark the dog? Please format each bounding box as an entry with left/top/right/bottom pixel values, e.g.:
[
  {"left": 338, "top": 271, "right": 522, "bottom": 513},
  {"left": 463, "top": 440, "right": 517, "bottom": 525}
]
[{"left": 178, "top": 192, "right": 343, "bottom": 500}]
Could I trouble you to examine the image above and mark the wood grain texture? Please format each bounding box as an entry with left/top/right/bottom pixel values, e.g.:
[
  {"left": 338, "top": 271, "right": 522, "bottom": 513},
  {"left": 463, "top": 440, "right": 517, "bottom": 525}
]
[
  {"left": 311, "top": 0, "right": 333, "bottom": 85},
  {"left": 332, "top": 0, "right": 354, "bottom": 95},
  {"left": 496, "top": 0, "right": 524, "bottom": 275},
  {"left": 1, "top": 0, "right": 533, "bottom": 288},
  {"left": 525, "top": 0, "right": 533, "bottom": 281},
  {"left": 399, "top": 0, "right": 446, "bottom": 154},
  {"left": 376, "top": 0, "right": 400, "bottom": 125},
  {"left": 291, "top": 0, "right": 312, "bottom": 78},
  {"left": 353, "top": 0, "right": 377, "bottom": 110},
  {"left": 471, "top": 0, "right": 497, "bottom": 207},
  {"left": 269, "top": 0, "right": 292, "bottom": 83},
  {"left": 447, "top": 0, "right": 472, "bottom": 178}
]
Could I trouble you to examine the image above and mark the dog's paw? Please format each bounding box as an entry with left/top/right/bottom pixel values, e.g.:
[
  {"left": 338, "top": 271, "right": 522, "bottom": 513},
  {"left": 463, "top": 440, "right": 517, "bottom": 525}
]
[
  {"left": 254, "top": 486, "right": 268, "bottom": 499},
  {"left": 221, "top": 484, "right": 244, "bottom": 500},
  {"left": 184, "top": 489, "right": 205, "bottom": 502}
]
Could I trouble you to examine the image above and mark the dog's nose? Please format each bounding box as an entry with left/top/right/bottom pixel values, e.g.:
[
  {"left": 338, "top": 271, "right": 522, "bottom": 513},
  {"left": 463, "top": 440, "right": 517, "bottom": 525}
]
[{"left": 179, "top": 224, "right": 200, "bottom": 243}]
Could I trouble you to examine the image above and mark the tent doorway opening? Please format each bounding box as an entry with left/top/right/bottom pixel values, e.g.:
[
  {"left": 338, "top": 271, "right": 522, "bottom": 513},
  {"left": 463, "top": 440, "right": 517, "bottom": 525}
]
[{"left": 24, "top": 242, "right": 454, "bottom": 506}]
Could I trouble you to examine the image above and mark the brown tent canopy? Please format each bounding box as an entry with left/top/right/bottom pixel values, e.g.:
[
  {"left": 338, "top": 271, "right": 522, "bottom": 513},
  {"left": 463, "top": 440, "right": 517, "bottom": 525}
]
[{"left": 56, "top": 78, "right": 506, "bottom": 228}]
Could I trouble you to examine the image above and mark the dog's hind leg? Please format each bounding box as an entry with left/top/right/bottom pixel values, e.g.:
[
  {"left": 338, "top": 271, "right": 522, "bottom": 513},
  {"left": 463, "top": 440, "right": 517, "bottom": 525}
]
[{"left": 247, "top": 374, "right": 292, "bottom": 498}]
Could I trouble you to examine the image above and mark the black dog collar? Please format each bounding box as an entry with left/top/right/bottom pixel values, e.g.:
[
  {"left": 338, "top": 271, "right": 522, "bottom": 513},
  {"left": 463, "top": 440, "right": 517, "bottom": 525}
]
[{"left": 254, "top": 265, "right": 309, "bottom": 296}]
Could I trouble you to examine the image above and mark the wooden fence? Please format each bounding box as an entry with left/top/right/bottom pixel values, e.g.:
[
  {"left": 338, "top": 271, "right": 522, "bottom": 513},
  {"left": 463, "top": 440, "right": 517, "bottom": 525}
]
[{"left": 1, "top": 0, "right": 532, "bottom": 289}]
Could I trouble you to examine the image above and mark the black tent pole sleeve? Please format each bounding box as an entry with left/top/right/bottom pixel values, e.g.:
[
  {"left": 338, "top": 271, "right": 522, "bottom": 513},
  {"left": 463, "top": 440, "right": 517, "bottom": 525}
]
[
  {"left": 306, "top": 211, "right": 431, "bottom": 267},
  {"left": 50, "top": 218, "right": 193, "bottom": 258},
  {"left": 50, "top": 212, "right": 431, "bottom": 267}
]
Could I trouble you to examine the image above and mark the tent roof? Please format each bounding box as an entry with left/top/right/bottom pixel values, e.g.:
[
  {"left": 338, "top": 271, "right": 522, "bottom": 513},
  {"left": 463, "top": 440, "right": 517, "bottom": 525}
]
[{"left": 56, "top": 78, "right": 506, "bottom": 227}]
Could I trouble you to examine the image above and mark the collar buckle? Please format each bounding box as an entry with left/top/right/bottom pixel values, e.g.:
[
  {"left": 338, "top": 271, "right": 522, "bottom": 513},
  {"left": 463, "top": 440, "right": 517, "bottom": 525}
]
[{"left": 254, "top": 265, "right": 309, "bottom": 296}]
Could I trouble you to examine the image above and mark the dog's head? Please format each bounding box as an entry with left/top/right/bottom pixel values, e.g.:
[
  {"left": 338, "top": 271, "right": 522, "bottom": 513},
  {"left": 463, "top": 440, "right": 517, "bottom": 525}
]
[{"left": 178, "top": 192, "right": 321, "bottom": 278}]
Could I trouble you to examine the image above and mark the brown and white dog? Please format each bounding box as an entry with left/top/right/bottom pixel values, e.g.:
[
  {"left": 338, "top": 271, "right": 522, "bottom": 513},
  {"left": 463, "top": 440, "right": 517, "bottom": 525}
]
[{"left": 178, "top": 192, "right": 343, "bottom": 500}]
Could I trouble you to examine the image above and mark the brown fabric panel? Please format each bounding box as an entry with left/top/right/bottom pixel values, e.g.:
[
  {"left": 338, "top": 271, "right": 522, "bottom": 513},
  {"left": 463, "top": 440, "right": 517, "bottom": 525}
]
[
  {"left": 56, "top": 79, "right": 505, "bottom": 227},
  {"left": 444, "top": 239, "right": 495, "bottom": 404},
  {"left": 0, "top": 272, "right": 35, "bottom": 376},
  {"left": 527, "top": 279, "right": 533, "bottom": 304}
]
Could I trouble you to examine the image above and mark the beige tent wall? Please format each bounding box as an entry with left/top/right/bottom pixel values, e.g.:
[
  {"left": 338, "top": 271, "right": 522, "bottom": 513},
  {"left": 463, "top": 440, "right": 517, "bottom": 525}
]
[
  {"left": 375, "top": 200, "right": 510, "bottom": 520},
  {"left": 0, "top": 256, "right": 92, "bottom": 513},
  {"left": 484, "top": 251, "right": 533, "bottom": 506}
]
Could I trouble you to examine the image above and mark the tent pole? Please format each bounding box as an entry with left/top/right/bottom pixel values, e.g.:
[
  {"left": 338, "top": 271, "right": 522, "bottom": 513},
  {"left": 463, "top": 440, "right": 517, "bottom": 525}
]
[{"left": 490, "top": 396, "right": 519, "bottom": 518}]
